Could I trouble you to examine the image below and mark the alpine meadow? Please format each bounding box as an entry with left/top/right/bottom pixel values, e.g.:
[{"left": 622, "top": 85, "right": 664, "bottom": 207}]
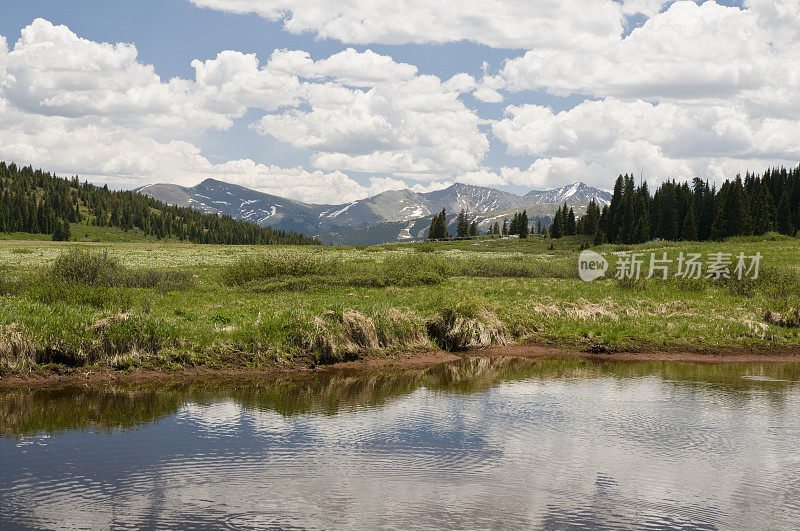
[{"left": 2, "top": 2, "right": 800, "bottom": 529}]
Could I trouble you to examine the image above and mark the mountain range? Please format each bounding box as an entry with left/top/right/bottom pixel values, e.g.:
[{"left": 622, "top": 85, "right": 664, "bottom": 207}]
[{"left": 138, "top": 180, "right": 611, "bottom": 245}]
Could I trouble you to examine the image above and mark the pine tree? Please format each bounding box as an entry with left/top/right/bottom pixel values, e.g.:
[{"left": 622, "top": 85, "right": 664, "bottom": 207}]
[
  {"left": 681, "top": 208, "right": 698, "bottom": 241},
  {"left": 501, "top": 219, "right": 508, "bottom": 235},
  {"left": 550, "top": 206, "right": 564, "bottom": 239},
  {"left": 52, "top": 218, "right": 70, "bottom": 241},
  {"left": 566, "top": 207, "right": 576, "bottom": 236},
  {"left": 428, "top": 208, "right": 448, "bottom": 239},
  {"left": 581, "top": 200, "right": 600, "bottom": 237},
  {"left": 456, "top": 209, "right": 468, "bottom": 238},
  {"left": 469, "top": 221, "right": 478, "bottom": 237},
  {"left": 509, "top": 213, "right": 519, "bottom": 235},
  {"left": 777, "top": 191, "right": 794, "bottom": 235},
  {"left": 519, "top": 210, "right": 529, "bottom": 239}
]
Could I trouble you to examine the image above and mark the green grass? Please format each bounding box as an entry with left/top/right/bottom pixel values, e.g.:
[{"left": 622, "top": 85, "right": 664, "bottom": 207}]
[
  {"left": 1, "top": 234, "right": 799, "bottom": 376},
  {"left": 0, "top": 222, "right": 179, "bottom": 244}
]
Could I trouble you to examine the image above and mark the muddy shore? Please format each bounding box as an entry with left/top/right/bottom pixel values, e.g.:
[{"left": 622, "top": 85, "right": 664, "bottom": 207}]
[{"left": 2, "top": 343, "right": 799, "bottom": 389}]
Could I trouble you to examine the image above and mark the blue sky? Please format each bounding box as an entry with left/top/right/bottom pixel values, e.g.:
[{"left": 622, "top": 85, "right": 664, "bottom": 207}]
[{"left": 0, "top": 0, "right": 795, "bottom": 203}]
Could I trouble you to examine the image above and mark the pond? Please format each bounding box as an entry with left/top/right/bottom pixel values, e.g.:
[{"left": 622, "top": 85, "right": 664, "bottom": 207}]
[{"left": 2, "top": 356, "right": 800, "bottom": 529}]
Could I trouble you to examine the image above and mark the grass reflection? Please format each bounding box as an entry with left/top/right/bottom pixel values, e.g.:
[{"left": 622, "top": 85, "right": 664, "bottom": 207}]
[{"left": 2, "top": 356, "right": 800, "bottom": 436}]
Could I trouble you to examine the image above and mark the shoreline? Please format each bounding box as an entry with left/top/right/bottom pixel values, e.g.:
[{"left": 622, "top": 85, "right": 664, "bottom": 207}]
[{"left": 2, "top": 343, "right": 799, "bottom": 389}]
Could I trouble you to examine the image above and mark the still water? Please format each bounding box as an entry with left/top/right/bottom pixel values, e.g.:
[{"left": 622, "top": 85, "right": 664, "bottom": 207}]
[{"left": 2, "top": 356, "right": 800, "bottom": 529}]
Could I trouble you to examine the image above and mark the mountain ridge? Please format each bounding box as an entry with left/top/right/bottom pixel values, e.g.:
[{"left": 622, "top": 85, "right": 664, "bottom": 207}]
[{"left": 137, "top": 179, "right": 611, "bottom": 244}]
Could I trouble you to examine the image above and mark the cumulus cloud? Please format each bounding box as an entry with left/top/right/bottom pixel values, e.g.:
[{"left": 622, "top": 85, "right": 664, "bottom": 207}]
[
  {"left": 255, "top": 75, "right": 489, "bottom": 176},
  {"left": 194, "top": 160, "right": 410, "bottom": 203},
  {"left": 0, "top": 105, "right": 384, "bottom": 203},
  {"left": 487, "top": 1, "right": 800, "bottom": 117},
  {"left": 190, "top": 50, "right": 301, "bottom": 115},
  {"left": 2, "top": 19, "right": 241, "bottom": 137},
  {"left": 0, "top": 19, "right": 486, "bottom": 201},
  {"left": 490, "top": 98, "right": 800, "bottom": 188},
  {"left": 2, "top": 2, "right": 799, "bottom": 205},
  {"left": 492, "top": 2, "right": 769, "bottom": 100},
  {"left": 188, "top": 0, "right": 626, "bottom": 50},
  {"left": 267, "top": 48, "right": 418, "bottom": 87}
]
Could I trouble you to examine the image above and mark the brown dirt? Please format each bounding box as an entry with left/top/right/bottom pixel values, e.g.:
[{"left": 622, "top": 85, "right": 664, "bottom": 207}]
[{"left": 1, "top": 344, "right": 798, "bottom": 389}]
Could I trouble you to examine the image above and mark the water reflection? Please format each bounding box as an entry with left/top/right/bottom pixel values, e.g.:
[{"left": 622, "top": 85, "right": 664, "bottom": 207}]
[
  {"left": 3, "top": 356, "right": 800, "bottom": 435},
  {"left": 1, "top": 356, "right": 800, "bottom": 529}
]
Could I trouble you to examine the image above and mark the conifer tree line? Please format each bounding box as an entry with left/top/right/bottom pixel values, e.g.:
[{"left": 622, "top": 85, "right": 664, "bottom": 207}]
[
  {"left": 0, "top": 161, "right": 319, "bottom": 245},
  {"left": 456, "top": 210, "right": 478, "bottom": 238},
  {"left": 507, "top": 210, "right": 529, "bottom": 238},
  {"left": 549, "top": 203, "right": 579, "bottom": 238},
  {"left": 428, "top": 206, "right": 552, "bottom": 240},
  {"left": 428, "top": 208, "right": 480, "bottom": 239},
  {"left": 428, "top": 208, "right": 449, "bottom": 239},
  {"left": 549, "top": 165, "right": 800, "bottom": 243}
]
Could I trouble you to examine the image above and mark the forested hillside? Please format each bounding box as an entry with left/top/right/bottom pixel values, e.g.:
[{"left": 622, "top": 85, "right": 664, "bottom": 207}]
[
  {"left": 0, "top": 162, "right": 318, "bottom": 245},
  {"left": 550, "top": 165, "right": 800, "bottom": 243}
]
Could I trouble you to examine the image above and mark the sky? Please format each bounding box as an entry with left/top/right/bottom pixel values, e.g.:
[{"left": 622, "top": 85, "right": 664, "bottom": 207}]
[{"left": 0, "top": 0, "right": 798, "bottom": 204}]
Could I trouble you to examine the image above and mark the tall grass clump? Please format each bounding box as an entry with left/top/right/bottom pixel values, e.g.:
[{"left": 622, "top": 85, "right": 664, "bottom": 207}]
[
  {"left": 0, "top": 323, "right": 37, "bottom": 374},
  {"left": 289, "top": 308, "right": 430, "bottom": 365},
  {"left": 380, "top": 254, "right": 453, "bottom": 286},
  {"left": 426, "top": 298, "right": 507, "bottom": 351},
  {"left": 49, "top": 249, "right": 193, "bottom": 290},
  {"left": 457, "top": 255, "right": 577, "bottom": 279},
  {"left": 222, "top": 253, "right": 341, "bottom": 286},
  {"left": 222, "top": 252, "right": 452, "bottom": 288}
]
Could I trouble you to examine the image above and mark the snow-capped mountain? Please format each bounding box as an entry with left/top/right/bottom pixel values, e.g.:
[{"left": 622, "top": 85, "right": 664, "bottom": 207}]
[
  {"left": 137, "top": 179, "right": 321, "bottom": 234},
  {"left": 138, "top": 179, "right": 610, "bottom": 243},
  {"left": 525, "top": 182, "right": 611, "bottom": 206}
]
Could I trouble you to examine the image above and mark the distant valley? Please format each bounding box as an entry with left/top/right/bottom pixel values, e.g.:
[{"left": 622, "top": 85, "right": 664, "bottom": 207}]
[{"left": 138, "top": 180, "right": 611, "bottom": 245}]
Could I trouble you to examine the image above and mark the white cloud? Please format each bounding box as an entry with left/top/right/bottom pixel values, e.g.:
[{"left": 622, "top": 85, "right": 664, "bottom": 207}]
[
  {"left": 0, "top": 106, "right": 382, "bottom": 203},
  {"left": 270, "top": 48, "right": 419, "bottom": 87},
  {"left": 493, "top": 2, "right": 769, "bottom": 100},
  {"left": 2, "top": 19, "right": 237, "bottom": 137},
  {"left": 620, "top": 0, "right": 670, "bottom": 16},
  {"left": 494, "top": 98, "right": 799, "bottom": 162},
  {"left": 486, "top": 1, "right": 800, "bottom": 120},
  {"left": 408, "top": 181, "right": 453, "bottom": 194},
  {"left": 188, "top": 0, "right": 626, "bottom": 50},
  {"left": 441, "top": 74, "right": 476, "bottom": 94},
  {"left": 197, "top": 160, "right": 409, "bottom": 203},
  {"left": 255, "top": 75, "right": 489, "bottom": 176},
  {"left": 745, "top": 0, "right": 800, "bottom": 42},
  {"left": 190, "top": 50, "right": 301, "bottom": 115},
  {"left": 0, "top": 19, "right": 486, "bottom": 201},
  {"left": 473, "top": 87, "right": 504, "bottom": 104},
  {"left": 490, "top": 97, "right": 800, "bottom": 189}
]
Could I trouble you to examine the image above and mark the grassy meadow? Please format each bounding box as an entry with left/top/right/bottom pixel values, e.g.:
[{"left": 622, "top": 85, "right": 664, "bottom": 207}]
[{"left": 1, "top": 231, "right": 799, "bottom": 376}]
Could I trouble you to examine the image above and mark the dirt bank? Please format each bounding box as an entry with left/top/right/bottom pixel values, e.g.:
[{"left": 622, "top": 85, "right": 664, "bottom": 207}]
[{"left": 2, "top": 343, "right": 799, "bottom": 389}]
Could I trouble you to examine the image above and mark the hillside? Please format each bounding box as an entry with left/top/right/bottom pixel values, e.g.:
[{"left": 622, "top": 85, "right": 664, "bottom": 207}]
[{"left": 0, "top": 162, "right": 318, "bottom": 245}]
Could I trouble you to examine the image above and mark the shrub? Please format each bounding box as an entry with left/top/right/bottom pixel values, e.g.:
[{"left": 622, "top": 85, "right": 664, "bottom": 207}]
[
  {"left": 51, "top": 249, "right": 122, "bottom": 285},
  {"left": 48, "top": 249, "right": 193, "bottom": 290},
  {"left": 382, "top": 254, "right": 452, "bottom": 286},
  {"left": 221, "top": 254, "right": 340, "bottom": 285},
  {"left": 222, "top": 252, "right": 451, "bottom": 288},
  {"left": 616, "top": 277, "right": 648, "bottom": 290},
  {"left": 458, "top": 255, "right": 576, "bottom": 279}
]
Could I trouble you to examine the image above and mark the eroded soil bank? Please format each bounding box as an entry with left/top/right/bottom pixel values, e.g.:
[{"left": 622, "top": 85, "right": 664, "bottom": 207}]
[{"left": 2, "top": 343, "right": 798, "bottom": 389}]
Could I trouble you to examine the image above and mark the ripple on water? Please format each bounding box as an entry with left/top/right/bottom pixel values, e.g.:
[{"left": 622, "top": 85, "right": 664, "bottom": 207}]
[{"left": 2, "top": 361, "right": 800, "bottom": 529}]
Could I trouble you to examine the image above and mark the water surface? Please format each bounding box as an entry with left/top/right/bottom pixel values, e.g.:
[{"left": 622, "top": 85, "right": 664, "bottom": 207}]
[{"left": 2, "top": 356, "right": 800, "bottom": 529}]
